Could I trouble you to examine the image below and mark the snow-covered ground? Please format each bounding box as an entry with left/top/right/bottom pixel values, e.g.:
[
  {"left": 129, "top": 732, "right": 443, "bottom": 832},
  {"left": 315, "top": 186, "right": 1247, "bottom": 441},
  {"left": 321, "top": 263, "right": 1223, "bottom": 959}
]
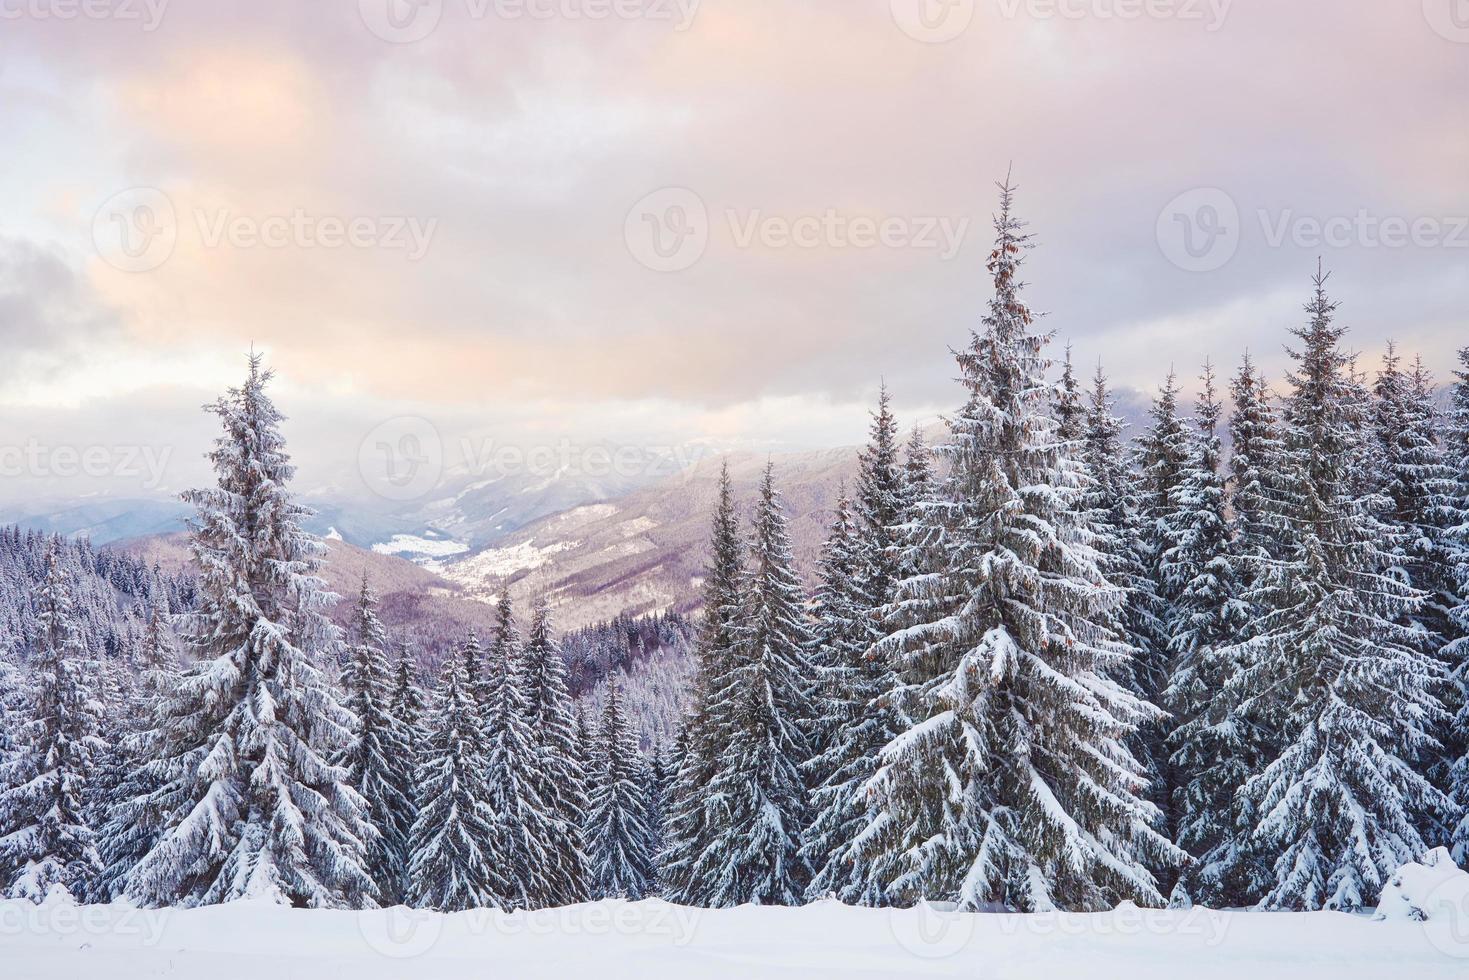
[{"left": 3, "top": 894, "right": 1466, "bottom": 979}]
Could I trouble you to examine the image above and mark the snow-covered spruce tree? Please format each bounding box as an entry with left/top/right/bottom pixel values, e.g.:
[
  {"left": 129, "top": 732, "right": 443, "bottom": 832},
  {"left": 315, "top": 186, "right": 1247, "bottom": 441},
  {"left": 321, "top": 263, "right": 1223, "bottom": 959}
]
[
  {"left": 1224, "top": 272, "right": 1452, "bottom": 911},
  {"left": 901, "top": 426, "right": 933, "bottom": 528},
  {"left": 586, "top": 680, "right": 655, "bottom": 899},
  {"left": 86, "top": 652, "right": 136, "bottom": 877},
  {"left": 460, "top": 629, "right": 489, "bottom": 722},
  {"left": 856, "top": 385, "right": 909, "bottom": 615},
  {"left": 1444, "top": 345, "right": 1469, "bottom": 863},
  {"left": 340, "top": 575, "right": 414, "bottom": 905},
  {"left": 1161, "top": 365, "right": 1258, "bottom": 907},
  {"left": 1375, "top": 350, "right": 1461, "bottom": 655},
  {"left": 1227, "top": 354, "right": 1287, "bottom": 588},
  {"left": 123, "top": 356, "right": 375, "bottom": 909},
  {"left": 482, "top": 594, "right": 555, "bottom": 909},
  {"left": 93, "top": 593, "right": 180, "bottom": 902},
  {"left": 643, "top": 742, "right": 671, "bottom": 872},
  {"left": 1053, "top": 345, "right": 1085, "bottom": 444},
  {"left": 390, "top": 644, "right": 429, "bottom": 748},
  {"left": 0, "top": 541, "right": 105, "bottom": 901},
  {"left": 1082, "top": 364, "right": 1164, "bottom": 699},
  {"left": 521, "top": 596, "right": 590, "bottom": 906},
  {"left": 1134, "top": 370, "right": 1192, "bottom": 703},
  {"left": 386, "top": 642, "right": 427, "bottom": 851},
  {"left": 804, "top": 392, "right": 911, "bottom": 904},
  {"left": 660, "top": 462, "right": 746, "bottom": 904},
  {"left": 0, "top": 654, "right": 20, "bottom": 775},
  {"left": 407, "top": 652, "right": 506, "bottom": 911},
  {"left": 1215, "top": 355, "right": 1292, "bottom": 905},
  {"left": 386, "top": 642, "right": 428, "bottom": 902},
  {"left": 694, "top": 464, "right": 816, "bottom": 907},
  {"left": 851, "top": 183, "right": 1176, "bottom": 911},
  {"left": 802, "top": 487, "right": 886, "bottom": 902}
]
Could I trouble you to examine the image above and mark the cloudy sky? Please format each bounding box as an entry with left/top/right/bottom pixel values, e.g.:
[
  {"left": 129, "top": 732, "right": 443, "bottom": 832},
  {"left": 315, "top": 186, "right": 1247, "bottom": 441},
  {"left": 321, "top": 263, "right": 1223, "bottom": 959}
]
[{"left": 0, "top": 0, "right": 1465, "bottom": 502}]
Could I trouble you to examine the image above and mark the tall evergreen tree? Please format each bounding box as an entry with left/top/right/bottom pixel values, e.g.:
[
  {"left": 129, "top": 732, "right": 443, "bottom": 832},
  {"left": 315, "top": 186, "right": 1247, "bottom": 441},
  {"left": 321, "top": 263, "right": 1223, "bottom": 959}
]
[
  {"left": 124, "top": 357, "right": 375, "bottom": 909},
  {"left": 1082, "top": 364, "right": 1163, "bottom": 698},
  {"left": 642, "top": 742, "right": 671, "bottom": 878},
  {"left": 586, "top": 681, "right": 655, "bottom": 899},
  {"left": 804, "top": 390, "right": 912, "bottom": 904},
  {"left": 1053, "top": 345, "right": 1085, "bottom": 444},
  {"left": 803, "top": 488, "right": 889, "bottom": 902},
  {"left": 482, "top": 595, "right": 554, "bottom": 909},
  {"left": 1134, "top": 369, "right": 1192, "bottom": 701},
  {"left": 697, "top": 464, "right": 815, "bottom": 906},
  {"left": 1162, "top": 365, "right": 1257, "bottom": 906},
  {"left": 1227, "top": 355, "right": 1287, "bottom": 586},
  {"left": 460, "top": 629, "right": 489, "bottom": 722},
  {"left": 1444, "top": 346, "right": 1469, "bottom": 863},
  {"left": 93, "top": 593, "right": 179, "bottom": 901},
  {"left": 660, "top": 463, "right": 746, "bottom": 904},
  {"left": 1375, "top": 350, "right": 1460, "bottom": 652},
  {"left": 521, "top": 596, "right": 590, "bottom": 906},
  {"left": 1224, "top": 272, "right": 1451, "bottom": 911},
  {"left": 385, "top": 643, "right": 426, "bottom": 899},
  {"left": 0, "top": 542, "right": 104, "bottom": 901},
  {"left": 902, "top": 426, "right": 933, "bottom": 520},
  {"left": 852, "top": 184, "right": 1175, "bottom": 911},
  {"left": 407, "top": 653, "right": 505, "bottom": 911},
  {"left": 340, "top": 575, "right": 414, "bottom": 905},
  {"left": 855, "top": 385, "right": 907, "bottom": 613}
]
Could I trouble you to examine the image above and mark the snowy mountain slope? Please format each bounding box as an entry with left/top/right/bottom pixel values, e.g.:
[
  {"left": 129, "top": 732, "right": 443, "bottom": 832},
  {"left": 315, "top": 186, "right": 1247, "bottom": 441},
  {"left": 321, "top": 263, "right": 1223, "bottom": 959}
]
[
  {"left": 106, "top": 532, "right": 502, "bottom": 658},
  {"left": 439, "top": 447, "right": 861, "bottom": 629},
  {"left": 0, "top": 498, "right": 192, "bottom": 547},
  {"left": 4, "top": 893, "right": 1465, "bottom": 979}
]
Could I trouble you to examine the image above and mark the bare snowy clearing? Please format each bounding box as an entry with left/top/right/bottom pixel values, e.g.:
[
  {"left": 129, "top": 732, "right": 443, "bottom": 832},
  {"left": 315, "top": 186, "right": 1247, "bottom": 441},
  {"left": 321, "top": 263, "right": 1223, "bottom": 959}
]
[{"left": 3, "top": 894, "right": 1466, "bottom": 979}]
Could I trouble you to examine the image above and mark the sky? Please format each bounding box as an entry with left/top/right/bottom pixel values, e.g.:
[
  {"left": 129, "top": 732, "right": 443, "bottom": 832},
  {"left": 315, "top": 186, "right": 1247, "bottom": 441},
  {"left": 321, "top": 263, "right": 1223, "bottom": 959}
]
[{"left": 0, "top": 0, "right": 1465, "bottom": 503}]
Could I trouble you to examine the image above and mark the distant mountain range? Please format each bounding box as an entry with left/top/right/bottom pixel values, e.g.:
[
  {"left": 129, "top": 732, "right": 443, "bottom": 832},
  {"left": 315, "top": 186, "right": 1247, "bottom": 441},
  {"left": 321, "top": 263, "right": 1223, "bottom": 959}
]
[
  {"left": 8, "top": 385, "right": 1160, "bottom": 632},
  {"left": 99, "top": 443, "right": 864, "bottom": 636},
  {"left": 441, "top": 446, "right": 862, "bottom": 628}
]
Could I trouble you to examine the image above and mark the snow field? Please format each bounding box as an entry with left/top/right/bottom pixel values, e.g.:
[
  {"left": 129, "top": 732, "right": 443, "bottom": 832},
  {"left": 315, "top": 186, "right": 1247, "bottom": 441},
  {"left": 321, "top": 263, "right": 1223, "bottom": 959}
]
[{"left": 3, "top": 893, "right": 1467, "bottom": 980}]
